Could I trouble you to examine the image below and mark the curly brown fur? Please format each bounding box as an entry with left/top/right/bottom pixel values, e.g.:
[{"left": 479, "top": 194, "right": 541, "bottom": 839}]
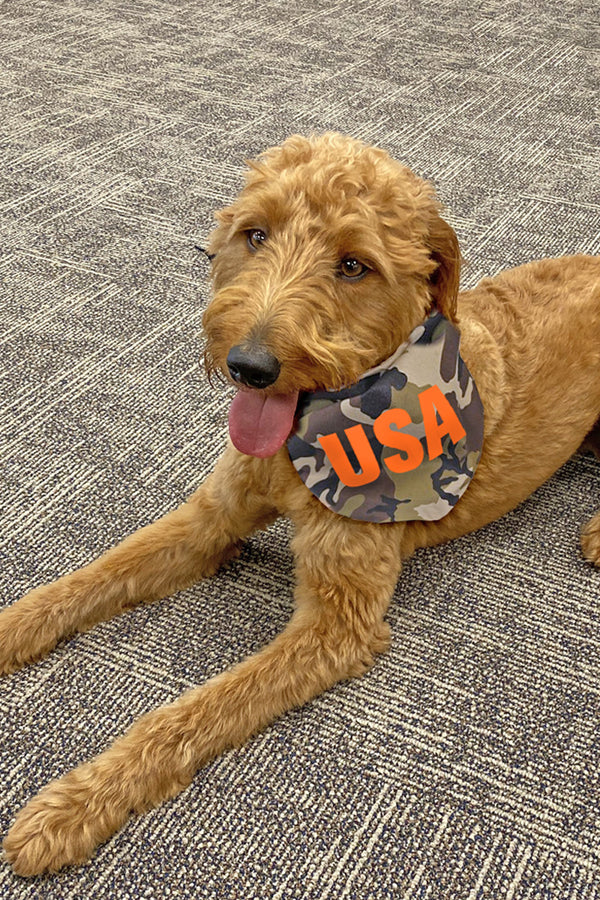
[{"left": 2, "top": 132, "right": 600, "bottom": 876}]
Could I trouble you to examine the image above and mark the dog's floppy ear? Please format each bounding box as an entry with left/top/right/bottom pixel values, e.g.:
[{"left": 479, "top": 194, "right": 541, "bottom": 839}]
[{"left": 428, "top": 214, "right": 461, "bottom": 322}]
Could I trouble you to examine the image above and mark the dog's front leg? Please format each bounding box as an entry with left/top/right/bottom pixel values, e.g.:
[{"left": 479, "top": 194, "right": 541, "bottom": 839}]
[
  {"left": 0, "top": 448, "right": 277, "bottom": 674},
  {"left": 3, "top": 509, "right": 404, "bottom": 876}
]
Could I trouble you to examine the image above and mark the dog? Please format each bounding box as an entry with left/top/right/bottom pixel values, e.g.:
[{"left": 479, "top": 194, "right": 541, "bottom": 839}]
[{"left": 2, "top": 132, "right": 600, "bottom": 876}]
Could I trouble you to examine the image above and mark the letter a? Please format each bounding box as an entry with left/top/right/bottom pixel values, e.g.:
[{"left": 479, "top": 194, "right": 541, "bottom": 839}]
[
  {"left": 418, "top": 385, "right": 466, "bottom": 460},
  {"left": 318, "top": 424, "right": 381, "bottom": 487}
]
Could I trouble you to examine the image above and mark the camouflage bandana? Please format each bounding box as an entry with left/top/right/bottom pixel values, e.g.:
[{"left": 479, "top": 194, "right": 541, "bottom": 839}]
[{"left": 287, "top": 311, "right": 484, "bottom": 523}]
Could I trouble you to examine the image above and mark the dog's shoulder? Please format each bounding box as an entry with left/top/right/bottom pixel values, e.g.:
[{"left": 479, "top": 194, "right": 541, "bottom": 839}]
[{"left": 455, "top": 307, "right": 507, "bottom": 439}]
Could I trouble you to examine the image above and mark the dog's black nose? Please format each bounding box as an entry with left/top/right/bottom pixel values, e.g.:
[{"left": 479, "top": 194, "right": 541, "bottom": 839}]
[{"left": 227, "top": 345, "right": 281, "bottom": 389}]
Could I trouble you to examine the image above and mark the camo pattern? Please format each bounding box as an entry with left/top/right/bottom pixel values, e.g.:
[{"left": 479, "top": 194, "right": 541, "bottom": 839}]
[{"left": 287, "top": 311, "right": 484, "bottom": 523}]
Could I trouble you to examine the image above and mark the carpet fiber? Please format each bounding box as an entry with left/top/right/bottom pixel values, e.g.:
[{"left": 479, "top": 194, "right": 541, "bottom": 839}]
[{"left": 1, "top": 1, "right": 599, "bottom": 897}]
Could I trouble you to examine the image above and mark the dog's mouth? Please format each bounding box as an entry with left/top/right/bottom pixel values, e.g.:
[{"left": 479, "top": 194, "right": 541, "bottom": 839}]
[{"left": 228, "top": 388, "right": 300, "bottom": 458}]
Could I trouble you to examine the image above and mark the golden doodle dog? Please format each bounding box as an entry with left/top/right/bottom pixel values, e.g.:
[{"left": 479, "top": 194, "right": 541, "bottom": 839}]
[{"left": 2, "top": 132, "right": 600, "bottom": 876}]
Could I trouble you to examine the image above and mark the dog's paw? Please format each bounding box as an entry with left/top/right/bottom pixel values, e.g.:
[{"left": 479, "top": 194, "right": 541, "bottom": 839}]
[
  {"left": 3, "top": 769, "right": 124, "bottom": 876},
  {"left": 0, "top": 602, "right": 42, "bottom": 676},
  {"left": 3, "top": 780, "right": 102, "bottom": 876},
  {"left": 4, "top": 795, "right": 88, "bottom": 876},
  {"left": 0, "top": 584, "right": 70, "bottom": 675},
  {"left": 581, "top": 513, "right": 600, "bottom": 567}
]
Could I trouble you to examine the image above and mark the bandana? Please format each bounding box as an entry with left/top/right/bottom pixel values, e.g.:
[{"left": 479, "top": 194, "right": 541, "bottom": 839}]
[{"left": 286, "top": 311, "right": 484, "bottom": 523}]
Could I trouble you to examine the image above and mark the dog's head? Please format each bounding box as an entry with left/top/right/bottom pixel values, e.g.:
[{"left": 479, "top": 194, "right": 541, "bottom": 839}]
[{"left": 202, "top": 132, "right": 460, "bottom": 457}]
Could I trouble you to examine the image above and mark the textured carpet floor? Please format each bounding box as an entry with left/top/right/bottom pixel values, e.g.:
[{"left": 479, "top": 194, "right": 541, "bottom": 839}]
[{"left": 1, "top": 1, "right": 599, "bottom": 897}]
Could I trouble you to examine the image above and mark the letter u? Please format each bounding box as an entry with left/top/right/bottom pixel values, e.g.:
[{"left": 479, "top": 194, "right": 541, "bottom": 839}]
[{"left": 318, "top": 424, "right": 381, "bottom": 487}]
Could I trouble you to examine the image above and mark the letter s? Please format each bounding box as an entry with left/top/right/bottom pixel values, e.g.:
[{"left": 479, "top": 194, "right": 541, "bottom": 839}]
[{"left": 373, "top": 409, "right": 424, "bottom": 473}]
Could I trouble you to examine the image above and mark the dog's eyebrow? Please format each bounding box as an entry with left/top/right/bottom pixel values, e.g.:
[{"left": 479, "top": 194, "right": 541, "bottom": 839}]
[
  {"left": 195, "top": 245, "right": 216, "bottom": 261},
  {"left": 230, "top": 211, "right": 270, "bottom": 233},
  {"left": 337, "top": 229, "right": 394, "bottom": 282}
]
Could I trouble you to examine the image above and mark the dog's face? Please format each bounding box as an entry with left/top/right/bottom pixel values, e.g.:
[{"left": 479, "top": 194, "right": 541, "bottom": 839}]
[{"left": 202, "top": 133, "right": 461, "bottom": 457}]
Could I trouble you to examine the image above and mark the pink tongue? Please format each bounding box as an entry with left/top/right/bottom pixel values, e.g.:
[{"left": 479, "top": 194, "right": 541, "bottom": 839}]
[{"left": 229, "top": 390, "right": 300, "bottom": 458}]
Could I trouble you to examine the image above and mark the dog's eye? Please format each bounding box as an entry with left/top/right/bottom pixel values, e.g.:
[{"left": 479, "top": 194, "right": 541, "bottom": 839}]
[
  {"left": 340, "top": 257, "right": 369, "bottom": 280},
  {"left": 247, "top": 229, "right": 267, "bottom": 252}
]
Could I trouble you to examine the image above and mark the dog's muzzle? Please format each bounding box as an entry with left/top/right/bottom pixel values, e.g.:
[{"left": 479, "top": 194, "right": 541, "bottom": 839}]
[{"left": 226, "top": 344, "right": 281, "bottom": 389}]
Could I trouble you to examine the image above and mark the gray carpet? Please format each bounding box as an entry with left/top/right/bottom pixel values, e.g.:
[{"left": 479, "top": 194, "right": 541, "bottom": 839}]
[{"left": 1, "top": 0, "right": 599, "bottom": 897}]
